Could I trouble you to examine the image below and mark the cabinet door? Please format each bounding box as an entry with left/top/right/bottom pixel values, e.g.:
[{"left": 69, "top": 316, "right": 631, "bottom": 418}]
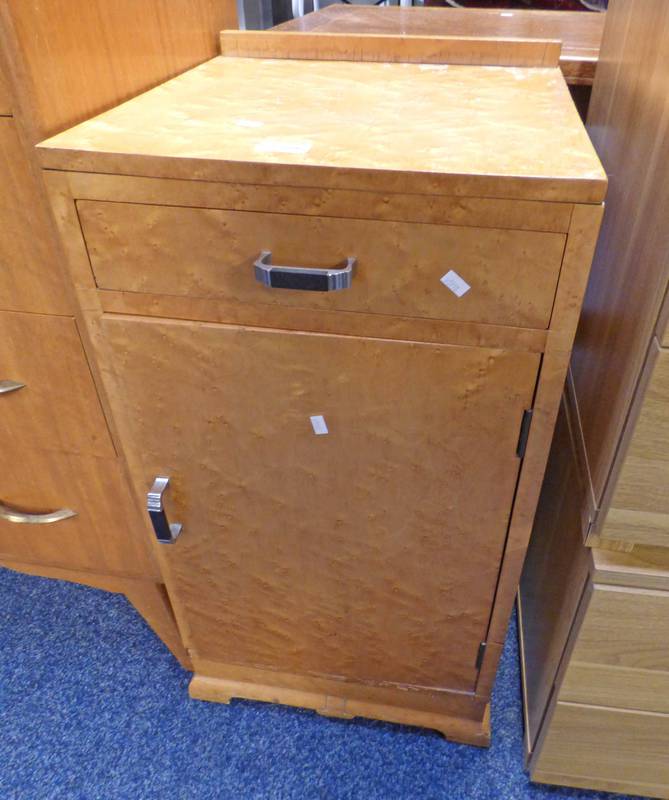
[{"left": 104, "top": 317, "right": 539, "bottom": 692}]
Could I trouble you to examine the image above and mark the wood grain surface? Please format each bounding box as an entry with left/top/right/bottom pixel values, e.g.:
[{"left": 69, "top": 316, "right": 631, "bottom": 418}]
[
  {"left": 65, "top": 172, "right": 575, "bottom": 234},
  {"left": 0, "top": 118, "right": 72, "bottom": 314},
  {"left": 518, "top": 394, "right": 591, "bottom": 749},
  {"left": 276, "top": 6, "right": 604, "bottom": 85},
  {"left": 219, "top": 29, "right": 562, "bottom": 68},
  {"left": 37, "top": 53, "right": 606, "bottom": 204},
  {"left": 101, "top": 316, "right": 538, "bottom": 692},
  {"left": 600, "top": 343, "right": 669, "bottom": 547},
  {"left": 78, "top": 200, "right": 566, "bottom": 329},
  {"left": 534, "top": 701, "right": 669, "bottom": 794},
  {"left": 0, "top": 311, "right": 114, "bottom": 457},
  {"left": 572, "top": 0, "right": 669, "bottom": 503},
  {"left": 0, "top": 0, "right": 236, "bottom": 142},
  {"left": 0, "top": 449, "right": 155, "bottom": 577},
  {"left": 0, "top": 59, "right": 10, "bottom": 114}
]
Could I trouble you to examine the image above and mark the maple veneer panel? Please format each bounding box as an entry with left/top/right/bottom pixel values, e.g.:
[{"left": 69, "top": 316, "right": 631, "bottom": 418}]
[
  {"left": 277, "top": 6, "right": 604, "bottom": 85},
  {"left": 0, "top": 311, "right": 114, "bottom": 457},
  {"left": 79, "top": 201, "right": 566, "bottom": 329},
  {"left": 599, "top": 345, "right": 669, "bottom": 547},
  {"left": 38, "top": 55, "right": 606, "bottom": 203},
  {"left": 0, "top": 448, "right": 154, "bottom": 576},
  {"left": 102, "top": 316, "right": 539, "bottom": 691},
  {"left": 0, "top": 118, "right": 71, "bottom": 314}
]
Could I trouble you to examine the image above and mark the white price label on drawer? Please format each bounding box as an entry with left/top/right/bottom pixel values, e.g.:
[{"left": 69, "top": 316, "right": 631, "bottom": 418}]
[
  {"left": 440, "top": 270, "right": 471, "bottom": 298},
  {"left": 310, "top": 415, "right": 329, "bottom": 435}
]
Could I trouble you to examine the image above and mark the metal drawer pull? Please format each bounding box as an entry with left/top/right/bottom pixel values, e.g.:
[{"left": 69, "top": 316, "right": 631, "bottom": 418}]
[
  {"left": 147, "top": 476, "right": 182, "bottom": 544},
  {"left": 254, "top": 250, "right": 356, "bottom": 292},
  {"left": 0, "top": 501, "right": 76, "bottom": 525},
  {"left": 0, "top": 380, "right": 25, "bottom": 395}
]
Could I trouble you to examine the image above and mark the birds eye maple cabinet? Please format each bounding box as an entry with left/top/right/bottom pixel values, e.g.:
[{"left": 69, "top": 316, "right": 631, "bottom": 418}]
[{"left": 38, "top": 30, "right": 606, "bottom": 745}]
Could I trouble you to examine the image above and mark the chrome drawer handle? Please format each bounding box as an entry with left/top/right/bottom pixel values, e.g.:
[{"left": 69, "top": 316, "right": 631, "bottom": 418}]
[
  {"left": 0, "top": 380, "right": 25, "bottom": 395},
  {"left": 147, "top": 476, "right": 182, "bottom": 544},
  {"left": 0, "top": 501, "right": 76, "bottom": 525},
  {"left": 254, "top": 250, "right": 356, "bottom": 292}
]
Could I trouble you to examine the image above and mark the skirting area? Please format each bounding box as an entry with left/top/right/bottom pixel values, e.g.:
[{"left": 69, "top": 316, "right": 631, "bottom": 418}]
[{"left": 0, "top": 567, "right": 635, "bottom": 800}]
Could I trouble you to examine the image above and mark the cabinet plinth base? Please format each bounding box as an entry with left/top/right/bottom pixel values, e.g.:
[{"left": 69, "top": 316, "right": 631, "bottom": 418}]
[{"left": 189, "top": 671, "right": 491, "bottom": 746}]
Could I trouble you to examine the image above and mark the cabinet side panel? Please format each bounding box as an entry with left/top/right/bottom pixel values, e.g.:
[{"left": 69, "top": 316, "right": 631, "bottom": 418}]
[
  {"left": 519, "top": 393, "right": 592, "bottom": 749},
  {"left": 1, "top": 0, "right": 237, "bottom": 142},
  {"left": 571, "top": 0, "right": 669, "bottom": 501}
]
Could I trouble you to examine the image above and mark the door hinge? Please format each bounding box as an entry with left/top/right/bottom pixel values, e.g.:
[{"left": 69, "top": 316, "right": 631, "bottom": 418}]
[
  {"left": 586, "top": 507, "right": 600, "bottom": 538},
  {"left": 476, "top": 641, "right": 487, "bottom": 670},
  {"left": 516, "top": 409, "right": 534, "bottom": 459}
]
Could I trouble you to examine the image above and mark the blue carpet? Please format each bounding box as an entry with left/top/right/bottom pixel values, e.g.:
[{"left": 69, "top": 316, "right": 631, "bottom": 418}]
[{"left": 0, "top": 566, "right": 643, "bottom": 800}]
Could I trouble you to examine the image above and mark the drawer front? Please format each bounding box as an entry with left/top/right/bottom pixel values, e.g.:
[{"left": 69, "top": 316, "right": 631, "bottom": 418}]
[
  {"left": 0, "top": 63, "right": 10, "bottom": 115},
  {"left": 601, "top": 345, "right": 669, "bottom": 547},
  {"left": 0, "top": 311, "right": 114, "bottom": 457},
  {"left": 78, "top": 200, "right": 566, "bottom": 329},
  {"left": 561, "top": 583, "right": 669, "bottom": 713},
  {"left": 0, "top": 448, "right": 154, "bottom": 576},
  {"left": 102, "top": 316, "right": 540, "bottom": 692},
  {"left": 0, "top": 118, "right": 72, "bottom": 314},
  {"left": 535, "top": 701, "right": 669, "bottom": 791}
]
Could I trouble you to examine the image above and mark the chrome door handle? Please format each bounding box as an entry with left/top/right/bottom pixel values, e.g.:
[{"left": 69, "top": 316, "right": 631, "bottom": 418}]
[
  {"left": 254, "top": 250, "right": 356, "bottom": 292},
  {"left": 0, "top": 501, "right": 76, "bottom": 524},
  {"left": 0, "top": 380, "right": 25, "bottom": 395},
  {"left": 147, "top": 476, "right": 182, "bottom": 544}
]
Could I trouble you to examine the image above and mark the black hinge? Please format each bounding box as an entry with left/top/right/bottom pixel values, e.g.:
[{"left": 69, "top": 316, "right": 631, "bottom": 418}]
[
  {"left": 475, "top": 641, "right": 487, "bottom": 670},
  {"left": 516, "top": 409, "right": 534, "bottom": 459},
  {"left": 586, "top": 507, "right": 600, "bottom": 538}
]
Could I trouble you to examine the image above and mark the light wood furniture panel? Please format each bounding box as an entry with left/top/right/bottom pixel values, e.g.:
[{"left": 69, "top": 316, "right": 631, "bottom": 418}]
[
  {"left": 103, "top": 317, "right": 538, "bottom": 692},
  {"left": 519, "top": 400, "right": 669, "bottom": 796},
  {"left": 600, "top": 342, "right": 669, "bottom": 547},
  {"left": 40, "top": 31, "right": 604, "bottom": 744},
  {"left": 0, "top": 0, "right": 236, "bottom": 141},
  {"left": 0, "top": 61, "right": 10, "bottom": 115},
  {"left": 535, "top": 702, "right": 669, "bottom": 798},
  {"left": 0, "top": 118, "right": 72, "bottom": 314},
  {"left": 0, "top": 1, "right": 239, "bottom": 671},
  {"left": 277, "top": 6, "right": 604, "bottom": 86},
  {"left": 570, "top": 0, "right": 669, "bottom": 507},
  {"left": 38, "top": 39, "right": 605, "bottom": 204},
  {"left": 0, "top": 311, "right": 114, "bottom": 457},
  {"left": 78, "top": 201, "right": 566, "bottom": 328},
  {"left": 0, "top": 448, "right": 154, "bottom": 577}
]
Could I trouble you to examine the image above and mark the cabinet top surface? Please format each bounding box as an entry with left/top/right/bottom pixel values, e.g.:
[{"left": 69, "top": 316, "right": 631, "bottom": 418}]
[{"left": 38, "top": 54, "right": 606, "bottom": 202}]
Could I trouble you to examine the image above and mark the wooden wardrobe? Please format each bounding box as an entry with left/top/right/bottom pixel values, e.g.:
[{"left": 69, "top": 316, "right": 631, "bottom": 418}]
[{"left": 519, "top": 1, "right": 669, "bottom": 796}]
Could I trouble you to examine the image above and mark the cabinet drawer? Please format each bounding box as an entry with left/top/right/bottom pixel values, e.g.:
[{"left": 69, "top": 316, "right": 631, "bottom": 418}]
[
  {"left": 535, "top": 702, "right": 669, "bottom": 793},
  {"left": 561, "top": 583, "right": 669, "bottom": 713},
  {"left": 0, "top": 448, "right": 154, "bottom": 576},
  {"left": 78, "top": 200, "right": 566, "bottom": 329},
  {"left": 0, "top": 311, "right": 114, "bottom": 457}
]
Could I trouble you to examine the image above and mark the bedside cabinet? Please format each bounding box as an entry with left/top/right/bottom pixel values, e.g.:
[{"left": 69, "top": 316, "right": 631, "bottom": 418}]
[{"left": 38, "top": 31, "right": 605, "bottom": 744}]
